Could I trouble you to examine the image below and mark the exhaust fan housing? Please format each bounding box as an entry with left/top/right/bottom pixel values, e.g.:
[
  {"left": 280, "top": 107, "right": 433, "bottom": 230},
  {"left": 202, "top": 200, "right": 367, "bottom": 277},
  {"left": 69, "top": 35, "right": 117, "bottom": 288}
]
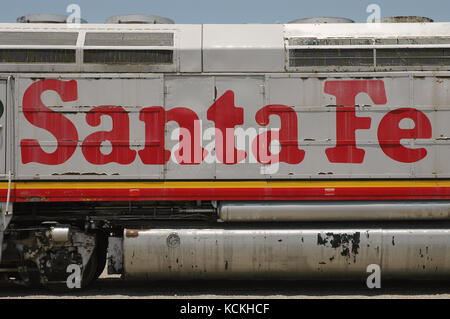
[{"left": 105, "top": 14, "right": 174, "bottom": 24}]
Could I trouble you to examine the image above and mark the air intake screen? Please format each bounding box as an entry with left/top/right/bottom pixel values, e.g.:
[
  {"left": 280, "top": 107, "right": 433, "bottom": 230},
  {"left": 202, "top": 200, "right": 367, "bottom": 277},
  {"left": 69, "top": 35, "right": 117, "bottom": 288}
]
[
  {"left": 289, "top": 38, "right": 373, "bottom": 46},
  {"left": 84, "top": 33, "right": 174, "bottom": 47},
  {"left": 289, "top": 37, "right": 450, "bottom": 46},
  {"left": 83, "top": 49, "right": 173, "bottom": 64},
  {"left": 0, "top": 49, "right": 76, "bottom": 63},
  {"left": 289, "top": 49, "right": 374, "bottom": 67},
  {"left": 0, "top": 32, "right": 78, "bottom": 46},
  {"left": 376, "top": 48, "right": 450, "bottom": 66}
]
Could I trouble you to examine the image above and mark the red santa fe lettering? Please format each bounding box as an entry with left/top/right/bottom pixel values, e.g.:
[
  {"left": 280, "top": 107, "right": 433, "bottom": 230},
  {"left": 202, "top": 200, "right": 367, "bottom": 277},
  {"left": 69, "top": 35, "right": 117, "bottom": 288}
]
[
  {"left": 138, "top": 106, "right": 206, "bottom": 165},
  {"left": 166, "top": 107, "right": 206, "bottom": 165},
  {"left": 21, "top": 79, "right": 79, "bottom": 165},
  {"left": 254, "top": 104, "right": 305, "bottom": 164},
  {"left": 378, "top": 108, "right": 432, "bottom": 163},
  {"left": 207, "top": 90, "right": 247, "bottom": 164},
  {"left": 81, "top": 105, "right": 136, "bottom": 165},
  {"left": 325, "top": 80, "right": 387, "bottom": 164},
  {"left": 138, "top": 106, "right": 170, "bottom": 165}
]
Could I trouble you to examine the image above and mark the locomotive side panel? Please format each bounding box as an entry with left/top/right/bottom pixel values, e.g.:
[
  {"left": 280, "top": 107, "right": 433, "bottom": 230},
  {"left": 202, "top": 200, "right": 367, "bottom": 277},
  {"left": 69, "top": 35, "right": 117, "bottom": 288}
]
[
  {"left": 0, "top": 80, "right": 6, "bottom": 175},
  {"left": 16, "top": 76, "right": 165, "bottom": 179},
  {"left": 164, "top": 75, "right": 216, "bottom": 179},
  {"left": 13, "top": 74, "right": 450, "bottom": 180},
  {"left": 2, "top": 21, "right": 450, "bottom": 287}
]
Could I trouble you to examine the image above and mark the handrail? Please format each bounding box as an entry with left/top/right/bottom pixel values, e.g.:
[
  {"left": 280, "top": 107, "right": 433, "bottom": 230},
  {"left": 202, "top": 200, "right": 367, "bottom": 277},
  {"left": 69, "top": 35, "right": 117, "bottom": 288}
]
[{"left": 5, "top": 170, "right": 11, "bottom": 216}]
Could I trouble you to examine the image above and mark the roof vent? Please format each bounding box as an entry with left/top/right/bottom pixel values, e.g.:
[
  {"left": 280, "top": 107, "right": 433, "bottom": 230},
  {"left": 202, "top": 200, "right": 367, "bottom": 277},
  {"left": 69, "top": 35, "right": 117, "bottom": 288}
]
[
  {"left": 17, "top": 14, "right": 88, "bottom": 24},
  {"left": 381, "top": 16, "right": 434, "bottom": 23},
  {"left": 106, "top": 14, "right": 174, "bottom": 24},
  {"left": 288, "top": 17, "right": 355, "bottom": 24}
]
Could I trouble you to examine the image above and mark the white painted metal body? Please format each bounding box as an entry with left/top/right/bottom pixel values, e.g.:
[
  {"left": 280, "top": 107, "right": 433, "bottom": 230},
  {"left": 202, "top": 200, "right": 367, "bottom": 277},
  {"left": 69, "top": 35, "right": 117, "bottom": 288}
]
[
  {"left": 5, "top": 72, "right": 449, "bottom": 180},
  {"left": 2, "top": 21, "right": 450, "bottom": 282},
  {"left": 0, "top": 22, "right": 448, "bottom": 180}
]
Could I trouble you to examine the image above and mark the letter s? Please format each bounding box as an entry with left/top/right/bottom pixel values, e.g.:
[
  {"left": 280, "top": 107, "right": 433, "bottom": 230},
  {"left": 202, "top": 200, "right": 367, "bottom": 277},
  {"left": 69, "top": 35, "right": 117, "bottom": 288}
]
[{"left": 21, "top": 79, "right": 79, "bottom": 165}]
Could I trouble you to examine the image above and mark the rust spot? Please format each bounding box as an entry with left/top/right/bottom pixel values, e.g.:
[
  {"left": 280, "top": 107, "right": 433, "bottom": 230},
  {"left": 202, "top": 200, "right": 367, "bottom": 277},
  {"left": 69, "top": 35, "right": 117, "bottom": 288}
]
[{"left": 125, "top": 230, "right": 139, "bottom": 238}]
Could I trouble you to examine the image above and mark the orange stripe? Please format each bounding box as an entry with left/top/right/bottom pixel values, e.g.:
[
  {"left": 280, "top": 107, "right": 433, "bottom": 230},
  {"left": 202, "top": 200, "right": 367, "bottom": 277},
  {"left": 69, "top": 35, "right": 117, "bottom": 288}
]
[{"left": 0, "top": 180, "right": 447, "bottom": 190}]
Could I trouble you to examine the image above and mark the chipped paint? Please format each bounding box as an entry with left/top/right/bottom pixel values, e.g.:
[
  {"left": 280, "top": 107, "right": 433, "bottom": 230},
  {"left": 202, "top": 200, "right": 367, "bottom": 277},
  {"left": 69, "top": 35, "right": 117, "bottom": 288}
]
[{"left": 317, "top": 232, "right": 361, "bottom": 262}]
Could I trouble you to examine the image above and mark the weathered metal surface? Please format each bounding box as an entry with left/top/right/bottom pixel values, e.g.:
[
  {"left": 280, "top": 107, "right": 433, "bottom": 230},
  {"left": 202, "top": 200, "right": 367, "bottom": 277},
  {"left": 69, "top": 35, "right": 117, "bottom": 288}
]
[
  {"left": 105, "top": 15, "right": 174, "bottom": 24},
  {"left": 107, "top": 237, "right": 123, "bottom": 275},
  {"left": 0, "top": 23, "right": 449, "bottom": 73},
  {"left": 218, "top": 201, "right": 450, "bottom": 222},
  {"left": 284, "top": 22, "right": 450, "bottom": 41},
  {"left": 10, "top": 74, "right": 450, "bottom": 180},
  {"left": 288, "top": 17, "right": 355, "bottom": 24},
  {"left": 1, "top": 21, "right": 450, "bottom": 284},
  {"left": 123, "top": 228, "right": 450, "bottom": 280},
  {"left": 0, "top": 80, "right": 8, "bottom": 262},
  {"left": 0, "top": 24, "right": 201, "bottom": 73},
  {"left": 3, "top": 225, "right": 96, "bottom": 285},
  {"left": 285, "top": 23, "right": 450, "bottom": 72},
  {"left": 0, "top": 203, "right": 12, "bottom": 262},
  {"left": 0, "top": 80, "right": 5, "bottom": 174},
  {"left": 382, "top": 16, "right": 434, "bottom": 23},
  {"left": 202, "top": 24, "right": 285, "bottom": 72},
  {"left": 48, "top": 227, "right": 70, "bottom": 242},
  {"left": 17, "top": 14, "right": 88, "bottom": 24}
]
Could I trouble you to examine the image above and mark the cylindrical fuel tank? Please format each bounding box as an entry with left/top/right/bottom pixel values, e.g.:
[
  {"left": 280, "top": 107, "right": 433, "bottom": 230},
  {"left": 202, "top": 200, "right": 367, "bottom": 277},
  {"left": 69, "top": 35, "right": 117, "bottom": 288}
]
[
  {"left": 123, "top": 228, "right": 450, "bottom": 280},
  {"left": 218, "top": 201, "right": 450, "bottom": 222}
]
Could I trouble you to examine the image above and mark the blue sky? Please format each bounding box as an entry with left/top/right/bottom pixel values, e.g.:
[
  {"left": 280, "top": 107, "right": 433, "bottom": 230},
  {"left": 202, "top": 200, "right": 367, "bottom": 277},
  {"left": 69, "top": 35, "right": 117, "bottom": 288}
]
[{"left": 0, "top": 0, "right": 448, "bottom": 24}]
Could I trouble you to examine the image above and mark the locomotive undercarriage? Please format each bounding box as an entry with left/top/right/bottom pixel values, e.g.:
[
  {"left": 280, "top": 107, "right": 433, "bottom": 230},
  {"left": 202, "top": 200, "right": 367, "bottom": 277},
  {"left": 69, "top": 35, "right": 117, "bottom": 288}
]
[
  {"left": 3, "top": 200, "right": 450, "bottom": 288},
  {"left": 0, "top": 201, "right": 216, "bottom": 288},
  {"left": 1, "top": 225, "right": 98, "bottom": 288}
]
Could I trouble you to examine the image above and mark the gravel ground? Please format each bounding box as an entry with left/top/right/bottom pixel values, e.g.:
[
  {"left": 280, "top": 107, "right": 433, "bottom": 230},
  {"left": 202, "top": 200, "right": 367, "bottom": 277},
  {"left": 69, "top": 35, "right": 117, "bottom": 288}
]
[{"left": 1, "top": 267, "right": 450, "bottom": 299}]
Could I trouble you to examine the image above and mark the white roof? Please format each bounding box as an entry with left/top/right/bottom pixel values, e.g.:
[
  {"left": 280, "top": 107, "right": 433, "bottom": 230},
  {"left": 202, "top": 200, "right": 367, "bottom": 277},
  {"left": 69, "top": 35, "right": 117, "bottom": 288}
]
[{"left": 0, "top": 22, "right": 448, "bottom": 73}]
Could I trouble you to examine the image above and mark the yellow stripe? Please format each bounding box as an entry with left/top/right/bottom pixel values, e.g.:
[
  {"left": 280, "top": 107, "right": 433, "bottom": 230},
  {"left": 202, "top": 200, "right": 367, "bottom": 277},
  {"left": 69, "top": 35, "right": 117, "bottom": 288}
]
[{"left": 0, "top": 180, "right": 446, "bottom": 190}]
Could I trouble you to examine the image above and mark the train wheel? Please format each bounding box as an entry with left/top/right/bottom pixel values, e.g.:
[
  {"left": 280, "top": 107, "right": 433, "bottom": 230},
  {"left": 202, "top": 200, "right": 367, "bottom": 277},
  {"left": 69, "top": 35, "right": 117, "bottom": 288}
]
[
  {"left": 81, "top": 245, "right": 99, "bottom": 289},
  {"left": 44, "top": 249, "right": 99, "bottom": 292},
  {"left": 23, "top": 261, "right": 42, "bottom": 288}
]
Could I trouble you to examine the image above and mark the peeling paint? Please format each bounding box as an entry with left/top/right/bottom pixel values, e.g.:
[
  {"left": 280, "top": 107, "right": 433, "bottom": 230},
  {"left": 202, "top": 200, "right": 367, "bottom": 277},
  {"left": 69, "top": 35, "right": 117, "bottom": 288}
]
[{"left": 317, "top": 232, "right": 361, "bottom": 262}]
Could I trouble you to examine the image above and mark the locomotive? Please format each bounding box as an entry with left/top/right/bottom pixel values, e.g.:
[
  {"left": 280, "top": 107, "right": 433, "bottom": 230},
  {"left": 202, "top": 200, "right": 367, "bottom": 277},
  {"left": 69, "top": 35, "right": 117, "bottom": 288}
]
[{"left": 1, "top": 14, "right": 450, "bottom": 288}]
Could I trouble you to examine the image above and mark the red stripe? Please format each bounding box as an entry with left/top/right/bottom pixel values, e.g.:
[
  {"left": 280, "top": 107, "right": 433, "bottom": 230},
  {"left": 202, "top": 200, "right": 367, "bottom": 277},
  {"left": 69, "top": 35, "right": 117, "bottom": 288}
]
[{"left": 2, "top": 186, "right": 450, "bottom": 202}]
